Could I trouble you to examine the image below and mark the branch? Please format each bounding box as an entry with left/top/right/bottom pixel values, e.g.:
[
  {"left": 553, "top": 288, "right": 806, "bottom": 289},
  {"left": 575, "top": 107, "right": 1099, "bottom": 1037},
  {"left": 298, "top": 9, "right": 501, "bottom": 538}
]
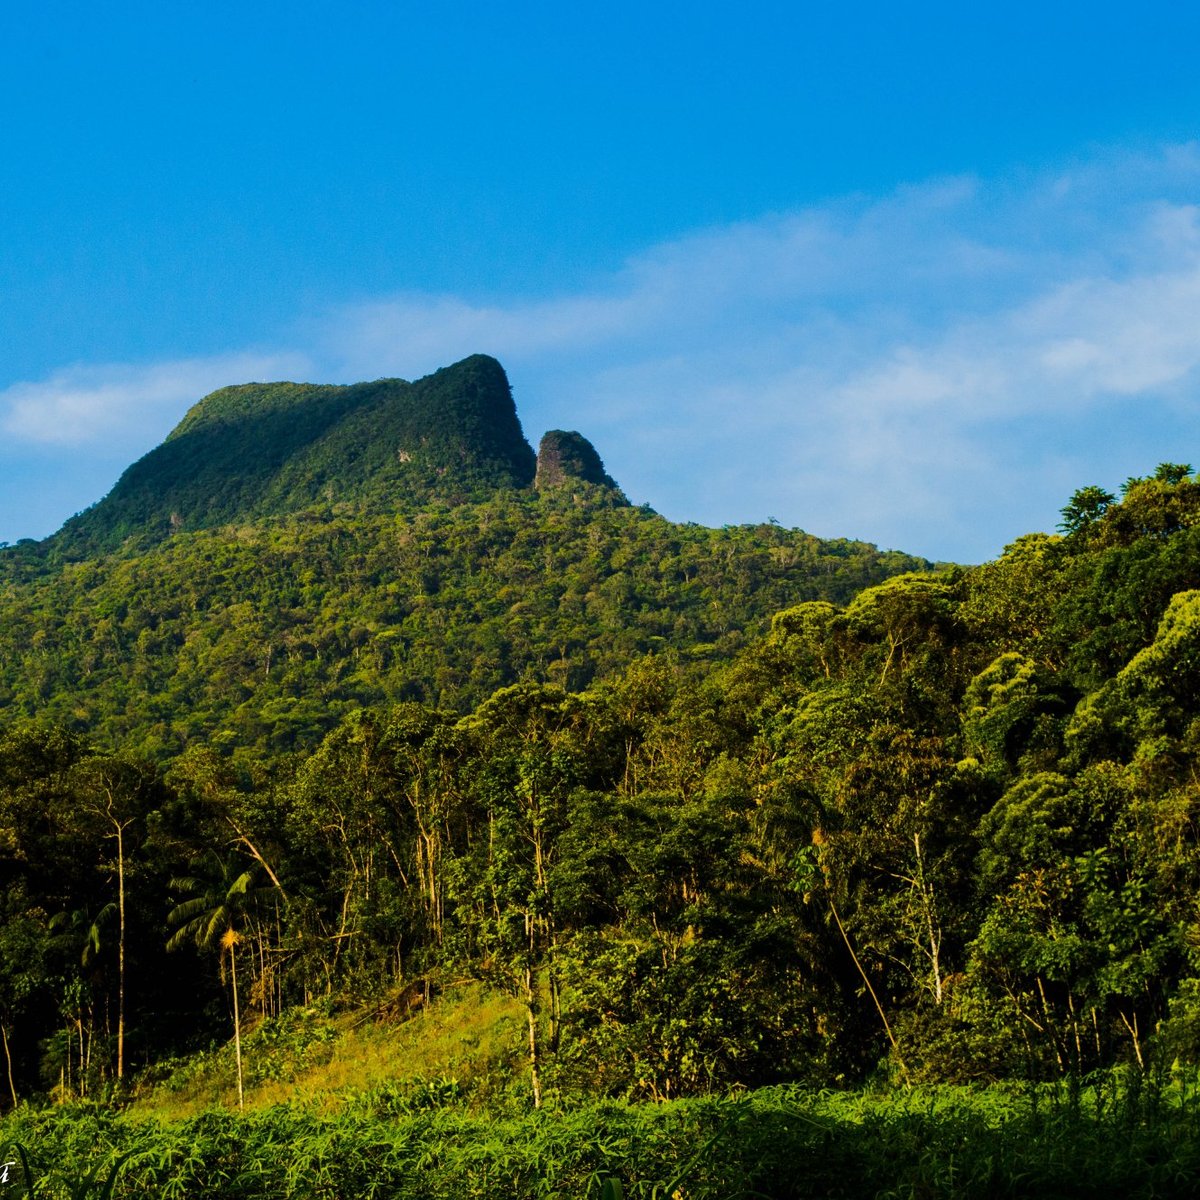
[{"left": 226, "top": 820, "right": 289, "bottom": 901}]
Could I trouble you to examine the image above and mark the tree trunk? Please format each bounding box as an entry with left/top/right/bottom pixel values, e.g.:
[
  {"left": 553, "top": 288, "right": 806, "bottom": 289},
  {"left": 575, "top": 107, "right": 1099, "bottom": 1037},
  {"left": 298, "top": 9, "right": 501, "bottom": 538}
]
[
  {"left": 548, "top": 956, "right": 562, "bottom": 1055},
  {"left": 100, "top": 782, "right": 132, "bottom": 1084},
  {"left": 912, "top": 832, "right": 944, "bottom": 1004},
  {"left": 525, "top": 966, "right": 542, "bottom": 1109},
  {"left": 230, "top": 943, "right": 245, "bottom": 1109},
  {"left": 828, "top": 895, "right": 910, "bottom": 1085},
  {"left": 1, "top": 1023, "right": 16, "bottom": 1109},
  {"left": 1119, "top": 1009, "right": 1145, "bottom": 1070},
  {"left": 116, "top": 821, "right": 126, "bottom": 1080}
]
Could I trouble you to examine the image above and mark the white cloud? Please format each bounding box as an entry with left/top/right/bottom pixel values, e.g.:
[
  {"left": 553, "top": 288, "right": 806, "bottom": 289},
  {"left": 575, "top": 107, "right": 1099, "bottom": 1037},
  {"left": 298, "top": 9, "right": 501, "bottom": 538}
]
[
  {"left": 6, "top": 143, "right": 1200, "bottom": 559},
  {"left": 0, "top": 352, "right": 311, "bottom": 446}
]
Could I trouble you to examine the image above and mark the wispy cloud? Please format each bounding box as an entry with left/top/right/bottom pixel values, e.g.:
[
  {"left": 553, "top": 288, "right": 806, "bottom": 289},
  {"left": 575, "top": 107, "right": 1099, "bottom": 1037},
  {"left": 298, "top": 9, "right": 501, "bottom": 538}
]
[
  {"left": 0, "top": 352, "right": 312, "bottom": 446},
  {"left": 6, "top": 143, "right": 1200, "bottom": 559}
]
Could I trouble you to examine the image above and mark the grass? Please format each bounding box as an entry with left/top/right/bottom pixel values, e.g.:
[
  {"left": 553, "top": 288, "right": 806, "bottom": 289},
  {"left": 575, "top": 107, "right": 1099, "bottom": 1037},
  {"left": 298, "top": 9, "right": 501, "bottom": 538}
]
[
  {"left": 128, "top": 982, "right": 527, "bottom": 1120},
  {"left": 6, "top": 1071, "right": 1200, "bottom": 1198},
  {"left": 10, "top": 988, "right": 1200, "bottom": 1196}
]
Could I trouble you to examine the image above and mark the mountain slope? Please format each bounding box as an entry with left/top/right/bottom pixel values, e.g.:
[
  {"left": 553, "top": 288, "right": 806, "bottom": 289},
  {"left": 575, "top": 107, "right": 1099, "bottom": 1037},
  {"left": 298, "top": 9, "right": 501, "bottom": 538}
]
[
  {"left": 0, "top": 497, "right": 928, "bottom": 758},
  {"left": 0, "top": 353, "right": 933, "bottom": 758},
  {"left": 54, "top": 355, "right": 539, "bottom": 555}
]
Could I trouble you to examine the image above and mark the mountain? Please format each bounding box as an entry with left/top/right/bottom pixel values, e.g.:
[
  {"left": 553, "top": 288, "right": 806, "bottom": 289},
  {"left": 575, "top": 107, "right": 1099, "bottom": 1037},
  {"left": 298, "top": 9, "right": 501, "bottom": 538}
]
[
  {"left": 0, "top": 355, "right": 931, "bottom": 758},
  {"left": 53, "top": 355, "right": 545, "bottom": 555},
  {"left": 9, "top": 356, "right": 1200, "bottom": 1119},
  {"left": 5, "top": 463, "right": 1200, "bottom": 1114}
]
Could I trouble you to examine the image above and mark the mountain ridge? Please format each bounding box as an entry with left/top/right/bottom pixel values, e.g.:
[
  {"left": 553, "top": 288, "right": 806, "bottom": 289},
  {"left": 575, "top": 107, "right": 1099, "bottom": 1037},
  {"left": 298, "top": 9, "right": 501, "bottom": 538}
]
[
  {"left": 52, "top": 355, "right": 611, "bottom": 556},
  {"left": 0, "top": 352, "right": 932, "bottom": 757}
]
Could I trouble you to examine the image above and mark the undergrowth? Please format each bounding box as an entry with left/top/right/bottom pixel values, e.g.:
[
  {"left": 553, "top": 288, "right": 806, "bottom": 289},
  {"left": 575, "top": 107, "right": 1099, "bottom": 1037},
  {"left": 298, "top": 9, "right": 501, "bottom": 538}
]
[{"left": 5, "top": 1069, "right": 1200, "bottom": 1198}]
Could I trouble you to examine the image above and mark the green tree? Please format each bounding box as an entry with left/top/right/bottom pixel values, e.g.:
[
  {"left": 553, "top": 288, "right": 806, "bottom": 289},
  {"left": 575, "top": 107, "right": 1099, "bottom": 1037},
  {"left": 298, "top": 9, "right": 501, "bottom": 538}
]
[
  {"left": 1058, "top": 486, "right": 1116, "bottom": 537},
  {"left": 66, "top": 754, "right": 157, "bottom": 1081},
  {"left": 453, "top": 683, "right": 607, "bottom": 1107}
]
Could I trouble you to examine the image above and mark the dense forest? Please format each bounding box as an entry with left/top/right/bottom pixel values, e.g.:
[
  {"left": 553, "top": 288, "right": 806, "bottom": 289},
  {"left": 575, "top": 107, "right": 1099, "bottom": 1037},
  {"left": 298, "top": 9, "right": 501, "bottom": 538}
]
[
  {"left": 2, "top": 456, "right": 1200, "bottom": 1106},
  {"left": 0, "top": 496, "right": 925, "bottom": 761},
  {"left": 4, "top": 358, "right": 1200, "bottom": 1195}
]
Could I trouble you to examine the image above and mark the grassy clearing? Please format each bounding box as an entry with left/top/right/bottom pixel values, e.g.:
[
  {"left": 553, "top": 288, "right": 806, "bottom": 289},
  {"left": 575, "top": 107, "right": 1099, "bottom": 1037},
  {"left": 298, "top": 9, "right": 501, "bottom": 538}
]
[{"left": 128, "top": 982, "right": 527, "bottom": 1120}]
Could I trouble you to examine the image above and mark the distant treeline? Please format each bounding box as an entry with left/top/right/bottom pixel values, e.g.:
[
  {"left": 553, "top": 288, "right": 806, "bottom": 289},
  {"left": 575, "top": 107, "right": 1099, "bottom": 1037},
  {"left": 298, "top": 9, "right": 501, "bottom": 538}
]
[{"left": 0, "top": 490, "right": 923, "bottom": 758}]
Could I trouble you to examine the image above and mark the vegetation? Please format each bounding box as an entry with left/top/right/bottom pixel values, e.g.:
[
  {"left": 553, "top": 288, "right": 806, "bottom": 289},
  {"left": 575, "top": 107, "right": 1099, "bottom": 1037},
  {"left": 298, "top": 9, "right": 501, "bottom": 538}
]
[
  {"left": 48, "top": 355, "right": 539, "bottom": 555},
  {"left": 3, "top": 465, "right": 1200, "bottom": 1097},
  {"left": 0, "top": 493, "right": 923, "bottom": 761},
  {"left": 2, "top": 356, "right": 1200, "bottom": 1192},
  {"left": 6, "top": 1073, "right": 1200, "bottom": 1197}
]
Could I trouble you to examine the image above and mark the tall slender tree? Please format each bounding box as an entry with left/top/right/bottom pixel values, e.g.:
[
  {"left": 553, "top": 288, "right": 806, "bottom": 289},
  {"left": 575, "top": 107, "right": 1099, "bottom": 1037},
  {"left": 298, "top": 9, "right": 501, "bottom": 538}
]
[
  {"left": 166, "top": 854, "right": 273, "bottom": 1108},
  {"left": 68, "top": 754, "right": 156, "bottom": 1083}
]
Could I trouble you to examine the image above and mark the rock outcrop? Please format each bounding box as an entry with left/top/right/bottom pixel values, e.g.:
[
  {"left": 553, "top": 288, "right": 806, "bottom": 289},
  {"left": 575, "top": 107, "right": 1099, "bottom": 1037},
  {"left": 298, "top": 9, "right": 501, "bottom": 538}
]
[{"left": 534, "top": 430, "right": 618, "bottom": 491}]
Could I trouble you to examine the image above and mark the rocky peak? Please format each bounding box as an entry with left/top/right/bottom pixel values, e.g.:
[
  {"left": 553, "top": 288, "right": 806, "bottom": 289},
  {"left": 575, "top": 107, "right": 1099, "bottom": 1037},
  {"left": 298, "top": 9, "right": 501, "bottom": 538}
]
[{"left": 534, "top": 430, "right": 618, "bottom": 491}]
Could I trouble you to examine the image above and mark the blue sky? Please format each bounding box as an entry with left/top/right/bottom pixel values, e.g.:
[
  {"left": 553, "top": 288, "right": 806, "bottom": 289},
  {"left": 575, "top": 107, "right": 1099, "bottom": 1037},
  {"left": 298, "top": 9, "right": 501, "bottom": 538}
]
[{"left": 3, "top": 2, "right": 1200, "bottom": 561}]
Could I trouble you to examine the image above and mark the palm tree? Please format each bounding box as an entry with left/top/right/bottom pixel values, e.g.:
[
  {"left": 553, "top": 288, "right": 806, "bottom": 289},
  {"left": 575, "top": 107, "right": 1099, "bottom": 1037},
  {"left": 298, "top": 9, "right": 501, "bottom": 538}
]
[{"left": 166, "top": 853, "right": 272, "bottom": 1109}]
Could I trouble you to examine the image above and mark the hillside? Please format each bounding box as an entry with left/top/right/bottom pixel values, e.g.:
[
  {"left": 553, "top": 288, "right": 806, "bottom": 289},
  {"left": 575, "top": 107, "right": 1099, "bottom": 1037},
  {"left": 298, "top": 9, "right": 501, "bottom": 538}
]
[
  {"left": 2, "top": 458, "right": 1200, "bottom": 1133},
  {"left": 50, "top": 355, "right": 540, "bottom": 556},
  {"left": 0, "top": 356, "right": 928, "bottom": 757}
]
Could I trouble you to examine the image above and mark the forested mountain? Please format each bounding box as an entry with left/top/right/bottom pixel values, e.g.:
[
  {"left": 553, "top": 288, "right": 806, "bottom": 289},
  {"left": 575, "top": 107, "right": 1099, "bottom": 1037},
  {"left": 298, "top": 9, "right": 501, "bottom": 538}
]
[
  {"left": 49, "top": 355, "right": 540, "bottom": 555},
  {"left": 4, "top": 355, "right": 1200, "bottom": 1127},
  {"left": 0, "top": 357, "right": 925, "bottom": 758}
]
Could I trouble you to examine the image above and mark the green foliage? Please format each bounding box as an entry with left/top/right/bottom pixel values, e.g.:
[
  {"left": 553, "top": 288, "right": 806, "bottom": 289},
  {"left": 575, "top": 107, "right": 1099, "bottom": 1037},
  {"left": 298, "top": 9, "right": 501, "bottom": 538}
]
[
  {"left": 9, "top": 366, "right": 1200, "bottom": 1144},
  {"left": 7, "top": 1077, "right": 1200, "bottom": 1198},
  {"left": 961, "top": 653, "right": 1057, "bottom": 776},
  {"left": 2, "top": 1139, "right": 129, "bottom": 1199},
  {"left": 0, "top": 495, "right": 924, "bottom": 760},
  {"left": 1058, "top": 484, "right": 1116, "bottom": 537}
]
